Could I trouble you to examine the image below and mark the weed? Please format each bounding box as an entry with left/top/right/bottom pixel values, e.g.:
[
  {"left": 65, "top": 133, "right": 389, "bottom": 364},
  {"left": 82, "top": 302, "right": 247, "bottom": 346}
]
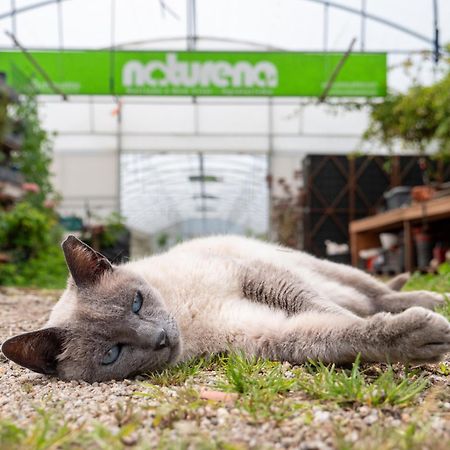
[
  {"left": 219, "top": 352, "right": 295, "bottom": 395},
  {"left": 217, "top": 352, "right": 301, "bottom": 420},
  {"left": 151, "top": 387, "right": 207, "bottom": 429},
  {"left": 437, "top": 361, "right": 450, "bottom": 376},
  {"left": 335, "top": 420, "right": 449, "bottom": 450},
  {"left": 295, "top": 355, "right": 428, "bottom": 407},
  {"left": 144, "top": 358, "right": 207, "bottom": 387},
  {"left": 136, "top": 384, "right": 208, "bottom": 429},
  {"left": 0, "top": 409, "right": 143, "bottom": 450},
  {"left": 0, "top": 409, "right": 76, "bottom": 450},
  {"left": 156, "top": 430, "right": 247, "bottom": 450}
]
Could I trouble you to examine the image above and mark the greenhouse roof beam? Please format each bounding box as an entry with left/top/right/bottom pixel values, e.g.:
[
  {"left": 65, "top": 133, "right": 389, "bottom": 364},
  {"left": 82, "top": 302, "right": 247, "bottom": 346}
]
[
  {"left": 0, "top": 0, "right": 71, "bottom": 21},
  {"left": 304, "top": 0, "right": 441, "bottom": 50}
]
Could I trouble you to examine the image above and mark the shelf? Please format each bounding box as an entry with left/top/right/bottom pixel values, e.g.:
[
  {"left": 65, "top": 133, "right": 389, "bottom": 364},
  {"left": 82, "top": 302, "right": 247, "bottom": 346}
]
[{"left": 349, "top": 196, "right": 450, "bottom": 272}]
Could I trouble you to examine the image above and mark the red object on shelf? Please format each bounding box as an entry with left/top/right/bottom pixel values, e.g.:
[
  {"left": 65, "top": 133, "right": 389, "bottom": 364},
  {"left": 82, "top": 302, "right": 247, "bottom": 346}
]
[
  {"left": 411, "top": 185, "right": 434, "bottom": 202},
  {"left": 433, "top": 243, "right": 448, "bottom": 264},
  {"left": 22, "top": 182, "right": 40, "bottom": 193}
]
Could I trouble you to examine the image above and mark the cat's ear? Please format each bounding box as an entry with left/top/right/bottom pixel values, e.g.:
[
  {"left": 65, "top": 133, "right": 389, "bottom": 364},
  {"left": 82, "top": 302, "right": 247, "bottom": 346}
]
[
  {"left": 62, "top": 235, "right": 112, "bottom": 287},
  {"left": 1, "top": 328, "right": 66, "bottom": 375}
]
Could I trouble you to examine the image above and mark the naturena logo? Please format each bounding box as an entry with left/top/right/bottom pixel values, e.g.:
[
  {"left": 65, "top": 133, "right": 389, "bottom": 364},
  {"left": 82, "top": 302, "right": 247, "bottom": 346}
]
[{"left": 122, "top": 53, "right": 278, "bottom": 89}]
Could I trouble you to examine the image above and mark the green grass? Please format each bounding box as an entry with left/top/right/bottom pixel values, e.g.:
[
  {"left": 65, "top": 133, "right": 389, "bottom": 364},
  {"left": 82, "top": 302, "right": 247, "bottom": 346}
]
[
  {"left": 335, "top": 422, "right": 443, "bottom": 450},
  {"left": 216, "top": 352, "right": 428, "bottom": 410},
  {"left": 295, "top": 355, "right": 429, "bottom": 407},
  {"left": 0, "top": 403, "right": 244, "bottom": 450},
  {"left": 211, "top": 352, "right": 430, "bottom": 420},
  {"left": 136, "top": 386, "right": 209, "bottom": 429},
  {"left": 143, "top": 358, "right": 208, "bottom": 387},
  {"left": 0, "top": 408, "right": 139, "bottom": 450},
  {"left": 217, "top": 352, "right": 301, "bottom": 420},
  {"left": 404, "top": 262, "right": 450, "bottom": 293},
  {"left": 404, "top": 262, "right": 450, "bottom": 320},
  {"left": 219, "top": 352, "right": 295, "bottom": 396},
  {"left": 136, "top": 350, "right": 433, "bottom": 424}
]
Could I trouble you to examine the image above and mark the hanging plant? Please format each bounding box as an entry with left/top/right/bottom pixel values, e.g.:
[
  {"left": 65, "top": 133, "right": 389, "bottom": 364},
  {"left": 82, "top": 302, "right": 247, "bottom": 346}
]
[
  {"left": 9, "top": 93, "right": 56, "bottom": 207},
  {"left": 364, "top": 50, "right": 450, "bottom": 160}
]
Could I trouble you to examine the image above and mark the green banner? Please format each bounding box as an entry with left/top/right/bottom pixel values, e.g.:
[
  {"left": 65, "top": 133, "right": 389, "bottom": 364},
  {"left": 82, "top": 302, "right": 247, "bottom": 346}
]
[{"left": 0, "top": 50, "right": 386, "bottom": 97}]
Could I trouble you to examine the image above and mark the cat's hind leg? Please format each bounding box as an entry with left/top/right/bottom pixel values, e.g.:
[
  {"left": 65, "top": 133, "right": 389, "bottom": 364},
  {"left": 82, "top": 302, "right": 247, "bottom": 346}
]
[{"left": 252, "top": 306, "right": 450, "bottom": 365}]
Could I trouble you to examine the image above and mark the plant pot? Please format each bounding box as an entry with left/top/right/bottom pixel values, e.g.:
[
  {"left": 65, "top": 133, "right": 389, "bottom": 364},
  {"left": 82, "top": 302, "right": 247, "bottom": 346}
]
[
  {"left": 384, "top": 186, "right": 411, "bottom": 210},
  {"left": 414, "top": 230, "right": 432, "bottom": 271},
  {"left": 411, "top": 185, "right": 435, "bottom": 203}
]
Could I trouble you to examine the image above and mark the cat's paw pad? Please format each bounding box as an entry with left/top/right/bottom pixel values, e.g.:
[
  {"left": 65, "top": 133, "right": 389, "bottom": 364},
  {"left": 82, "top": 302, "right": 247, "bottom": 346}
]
[{"left": 391, "top": 307, "right": 450, "bottom": 362}]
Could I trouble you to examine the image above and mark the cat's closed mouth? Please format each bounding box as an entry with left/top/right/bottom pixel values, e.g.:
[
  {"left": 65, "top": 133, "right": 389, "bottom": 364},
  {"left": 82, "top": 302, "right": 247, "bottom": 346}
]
[{"left": 133, "top": 339, "right": 181, "bottom": 377}]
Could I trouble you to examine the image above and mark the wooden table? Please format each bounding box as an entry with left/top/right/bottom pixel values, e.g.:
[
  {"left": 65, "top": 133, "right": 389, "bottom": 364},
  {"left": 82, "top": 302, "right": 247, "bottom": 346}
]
[{"left": 349, "top": 196, "right": 450, "bottom": 271}]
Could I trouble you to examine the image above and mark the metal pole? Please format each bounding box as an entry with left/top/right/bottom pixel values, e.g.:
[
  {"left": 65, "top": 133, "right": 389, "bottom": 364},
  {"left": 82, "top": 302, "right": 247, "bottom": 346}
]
[
  {"left": 323, "top": 2, "right": 329, "bottom": 51},
  {"left": 10, "top": 0, "right": 16, "bottom": 38},
  {"left": 305, "top": 0, "right": 439, "bottom": 49},
  {"left": 198, "top": 152, "right": 206, "bottom": 234},
  {"left": 5, "top": 30, "right": 68, "bottom": 100},
  {"left": 187, "top": 0, "right": 197, "bottom": 50},
  {"left": 116, "top": 99, "right": 122, "bottom": 214},
  {"left": 267, "top": 97, "right": 274, "bottom": 239},
  {"left": 432, "top": 0, "right": 440, "bottom": 65},
  {"left": 318, "top": 37, "right": 357, "bottom": 103},
  {"left": 360, "top": 0, "right": 366, "bottom": 51},
  {"left": 110, "top": 0, "right": 121, "bottom": 214},
  {"left": 0, "top": 0, "right": 71, "bottom": 21},
  {"left": 57, "top": 0, "right": 64, "bottom": 49},
  {"left": 187, "top": 0, "right": 199, "bottom": 135}
]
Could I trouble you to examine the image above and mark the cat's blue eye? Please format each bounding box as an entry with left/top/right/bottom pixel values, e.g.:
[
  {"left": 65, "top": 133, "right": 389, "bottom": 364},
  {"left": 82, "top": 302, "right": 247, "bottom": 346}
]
[
  {"left": 132, "top": 291, "right": 143, "bottom": 314},
  {"left": 102, "top": 344, "right": 122, "bottom": 365}
]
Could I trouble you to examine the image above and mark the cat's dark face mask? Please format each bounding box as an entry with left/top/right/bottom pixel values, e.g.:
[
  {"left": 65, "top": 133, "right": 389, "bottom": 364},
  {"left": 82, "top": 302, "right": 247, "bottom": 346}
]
[{"left": 1, "top": 236, "right": 181, "bottom": 382}]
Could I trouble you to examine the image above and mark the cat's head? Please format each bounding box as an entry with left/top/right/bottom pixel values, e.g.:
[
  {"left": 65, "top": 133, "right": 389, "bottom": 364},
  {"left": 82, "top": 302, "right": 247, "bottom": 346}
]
[{"left": 1, "top": 236, "right": 181, "bottom": 382}]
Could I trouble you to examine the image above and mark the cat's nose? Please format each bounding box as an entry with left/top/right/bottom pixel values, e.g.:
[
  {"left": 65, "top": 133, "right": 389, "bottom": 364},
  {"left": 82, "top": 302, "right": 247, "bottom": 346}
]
[{"left": 154, "top": 329, "right": 168, "bottom": 351}]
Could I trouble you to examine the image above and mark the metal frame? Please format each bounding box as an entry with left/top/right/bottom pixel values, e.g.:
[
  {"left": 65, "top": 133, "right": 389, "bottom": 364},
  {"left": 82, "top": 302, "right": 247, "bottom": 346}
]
[{"left": 1, "top": 0, "right": 446, "bottom": 236}]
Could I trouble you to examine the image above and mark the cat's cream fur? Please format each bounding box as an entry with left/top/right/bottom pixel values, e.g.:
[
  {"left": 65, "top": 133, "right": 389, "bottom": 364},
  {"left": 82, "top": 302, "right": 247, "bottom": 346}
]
[{"left": 2, "top": 235, "right": 450, "bottom": 382}]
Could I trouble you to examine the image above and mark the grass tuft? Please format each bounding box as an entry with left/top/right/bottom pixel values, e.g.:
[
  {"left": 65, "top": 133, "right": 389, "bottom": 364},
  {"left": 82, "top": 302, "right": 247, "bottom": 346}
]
[
  {"left": 218, "top": 352, "right": 300, "bottom": 420},
  {"left": 0, "top": 409, "right": 142, "bottom": 450},
  {"left": 295, "top": 355, "right": 428, "bottom": 407},
  {"left": 219, "top": 352, "right": 295, "bottom": 395},
  {"left": 143, "top": 358, "right": 207, "bottom": 387}
]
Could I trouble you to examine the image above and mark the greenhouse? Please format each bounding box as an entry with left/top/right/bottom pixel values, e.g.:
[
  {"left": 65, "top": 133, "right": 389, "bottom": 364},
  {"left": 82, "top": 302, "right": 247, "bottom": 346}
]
[{"left": 0, "top": 1, "right": 450, "bottom": 448}]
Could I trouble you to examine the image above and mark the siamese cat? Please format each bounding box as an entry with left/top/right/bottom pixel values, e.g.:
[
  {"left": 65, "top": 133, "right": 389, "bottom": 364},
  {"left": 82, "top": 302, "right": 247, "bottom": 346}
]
[{"left": 2, "top": 235, "right": 450, "bottom": 382}]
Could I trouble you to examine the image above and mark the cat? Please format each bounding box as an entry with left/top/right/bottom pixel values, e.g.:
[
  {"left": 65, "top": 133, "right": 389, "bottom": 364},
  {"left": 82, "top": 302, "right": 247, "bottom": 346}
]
[{"left": 2, "top": 235, "right": 450, "bottom": 382}]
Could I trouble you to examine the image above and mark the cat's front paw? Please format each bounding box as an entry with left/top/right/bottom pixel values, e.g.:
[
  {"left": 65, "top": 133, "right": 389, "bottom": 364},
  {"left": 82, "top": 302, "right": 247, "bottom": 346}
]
[{"left": 388, "top": 307, "right": 450, "bottom": 363}]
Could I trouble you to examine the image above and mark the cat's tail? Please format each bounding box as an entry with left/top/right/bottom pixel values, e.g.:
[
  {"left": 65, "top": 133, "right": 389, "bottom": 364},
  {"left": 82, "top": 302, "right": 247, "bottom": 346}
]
[{"left": 386, "top": 273, "right": 411, "bottom": 291}]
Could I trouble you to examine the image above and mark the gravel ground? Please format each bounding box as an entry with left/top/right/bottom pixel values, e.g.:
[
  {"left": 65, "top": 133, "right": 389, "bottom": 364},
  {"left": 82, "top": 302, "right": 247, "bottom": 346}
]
[{"left": 0, "top": 287, "right": 449, "bottom": 449}]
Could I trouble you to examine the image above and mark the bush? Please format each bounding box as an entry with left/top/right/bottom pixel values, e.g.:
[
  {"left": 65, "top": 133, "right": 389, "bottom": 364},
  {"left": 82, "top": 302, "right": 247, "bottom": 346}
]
[
  {"left": 0, "top": 202, "right": 67, "bottom": 289},
  {"left": 0, "top": 202, "right": 54, "bottom": 259},
  {"left": 0, "top": 92, "right": 67, "bottom": 289},
  {"left": 0, "top": 244, "right": 67, "bottom": 289},
  {"left": 365, "top": 53, "right": 450, "bottom": 158}
]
